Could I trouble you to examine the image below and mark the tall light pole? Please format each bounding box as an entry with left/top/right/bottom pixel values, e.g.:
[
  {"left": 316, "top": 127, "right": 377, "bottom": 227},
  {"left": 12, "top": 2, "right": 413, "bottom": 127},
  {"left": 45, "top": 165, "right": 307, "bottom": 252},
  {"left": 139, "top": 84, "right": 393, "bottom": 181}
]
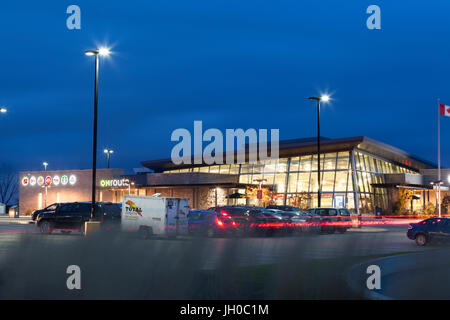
[
  {"left": 104, "top": 149, "right": 114, "bottom": 168},
  {"left": 85, "top": 47, "right": 110, "bottom": 220},
  {"left": 308, "top": 94, "right": 330, "bottom": 208},
  {"left": 42, "top": 162, "right": 48, "bottom": 207}
]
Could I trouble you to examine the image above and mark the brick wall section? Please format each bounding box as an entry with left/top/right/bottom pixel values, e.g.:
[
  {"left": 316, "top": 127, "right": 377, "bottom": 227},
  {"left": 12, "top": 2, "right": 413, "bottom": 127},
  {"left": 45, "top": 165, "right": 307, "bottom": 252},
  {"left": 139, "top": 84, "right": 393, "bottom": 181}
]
[{"left": 19, "top": 169, "right": 123, "bottom": 215}]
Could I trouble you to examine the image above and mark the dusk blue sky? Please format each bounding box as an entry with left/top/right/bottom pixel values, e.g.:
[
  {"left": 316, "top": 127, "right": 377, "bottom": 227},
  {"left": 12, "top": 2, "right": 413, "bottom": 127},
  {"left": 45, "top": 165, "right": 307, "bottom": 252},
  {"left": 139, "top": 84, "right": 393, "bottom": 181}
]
[{"left": 1, "top": 0, "right": 450, "bottom": 173}]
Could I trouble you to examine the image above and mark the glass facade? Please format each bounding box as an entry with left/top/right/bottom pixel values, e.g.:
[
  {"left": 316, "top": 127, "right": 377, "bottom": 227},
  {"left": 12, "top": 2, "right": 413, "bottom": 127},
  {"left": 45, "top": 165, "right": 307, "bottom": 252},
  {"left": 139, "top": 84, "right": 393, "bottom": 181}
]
[{"left": 164, "top": 149, "right": 418, "bottom": 213}]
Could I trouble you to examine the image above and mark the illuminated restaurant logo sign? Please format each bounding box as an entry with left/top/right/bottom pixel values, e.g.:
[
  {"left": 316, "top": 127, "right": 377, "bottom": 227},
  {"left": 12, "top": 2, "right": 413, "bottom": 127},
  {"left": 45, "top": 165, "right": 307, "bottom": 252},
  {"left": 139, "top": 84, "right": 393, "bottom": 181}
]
[
  {"left": 61, "top": 175, "right": 69, "bottom": 185},
  {"left": 45, "top": 176, "right": 52, "bottom": 186},
  {"left": 22, "top": 177, "right": 29, "bottom": 186},
  {"left": 100, "top": 178, "right": 130, "bottom": 188},
  {"left": 37, "top": 176, "right": 44, "bottom": 186},
  {"left": 30, "top": 176, "right": 36, "bottom": 186},
  {"left": 53, "top": 176, "right": 60, "bottom": 186},
  {"left": 69, "top": 175, "right": 77, "bottom": 185}
]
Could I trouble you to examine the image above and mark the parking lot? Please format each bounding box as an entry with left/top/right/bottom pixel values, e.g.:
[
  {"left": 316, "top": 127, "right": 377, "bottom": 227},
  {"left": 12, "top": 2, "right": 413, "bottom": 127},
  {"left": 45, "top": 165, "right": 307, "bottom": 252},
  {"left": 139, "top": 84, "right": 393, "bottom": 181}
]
[
  {"left": 0, "top": 221, "right": 434, "bottom": 262},
  {"left": 0, "top": 220, "right": 440, "bottom": 299}
]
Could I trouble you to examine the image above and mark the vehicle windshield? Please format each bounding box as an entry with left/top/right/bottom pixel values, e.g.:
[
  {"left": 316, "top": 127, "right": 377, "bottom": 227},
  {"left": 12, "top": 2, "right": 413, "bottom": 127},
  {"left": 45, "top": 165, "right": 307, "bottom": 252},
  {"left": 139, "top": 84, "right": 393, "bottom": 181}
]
[{"left": 45, "top": 204, "right": 57, "bottom": 211}]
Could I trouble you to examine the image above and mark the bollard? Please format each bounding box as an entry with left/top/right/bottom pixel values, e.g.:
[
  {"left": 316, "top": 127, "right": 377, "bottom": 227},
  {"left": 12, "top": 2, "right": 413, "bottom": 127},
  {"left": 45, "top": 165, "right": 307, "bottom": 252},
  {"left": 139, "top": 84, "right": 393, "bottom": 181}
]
[{"left": 84, "top": 221, "right": 101, "bottom": 236}]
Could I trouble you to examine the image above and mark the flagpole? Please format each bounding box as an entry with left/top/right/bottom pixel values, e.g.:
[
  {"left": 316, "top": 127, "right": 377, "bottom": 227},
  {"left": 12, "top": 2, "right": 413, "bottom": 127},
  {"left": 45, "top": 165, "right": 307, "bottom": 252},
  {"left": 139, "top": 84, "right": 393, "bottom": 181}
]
[{"left": 438, "top": 98, "right": 441, "bottom": 217}]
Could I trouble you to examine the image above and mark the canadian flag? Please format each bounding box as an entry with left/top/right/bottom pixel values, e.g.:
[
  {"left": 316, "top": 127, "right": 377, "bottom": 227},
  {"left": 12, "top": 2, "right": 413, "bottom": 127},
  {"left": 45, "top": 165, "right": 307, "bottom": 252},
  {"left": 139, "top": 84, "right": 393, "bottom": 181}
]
[{"left": 440, "top": 104, "right": 450, "bottom": 117}]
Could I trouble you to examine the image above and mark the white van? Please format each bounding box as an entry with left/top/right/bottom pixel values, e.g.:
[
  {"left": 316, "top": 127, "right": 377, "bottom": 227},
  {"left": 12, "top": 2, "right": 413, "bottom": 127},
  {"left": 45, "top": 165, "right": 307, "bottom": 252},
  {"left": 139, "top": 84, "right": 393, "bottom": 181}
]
[{"left": 121, "top": 195, "right": 189, "bottom": 238}]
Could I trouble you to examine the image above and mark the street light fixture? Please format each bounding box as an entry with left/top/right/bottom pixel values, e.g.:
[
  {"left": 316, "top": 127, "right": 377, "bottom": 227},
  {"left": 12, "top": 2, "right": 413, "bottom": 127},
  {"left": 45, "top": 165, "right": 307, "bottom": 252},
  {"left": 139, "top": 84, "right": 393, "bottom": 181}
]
[
  {"left": 85, "top": 46, "right": 111, "bottom": 220},
  {"left": 43, "top": 162, "right": 48, "bottom": 171},
  {"left": 308, "top": 94, "right": 331, "bottom": 208},
  {"left": 0, "top": 107, "right": 7, "bottom": 113},
  {"left": 104, "top": 148, "right": 114, "bottom": 168}
]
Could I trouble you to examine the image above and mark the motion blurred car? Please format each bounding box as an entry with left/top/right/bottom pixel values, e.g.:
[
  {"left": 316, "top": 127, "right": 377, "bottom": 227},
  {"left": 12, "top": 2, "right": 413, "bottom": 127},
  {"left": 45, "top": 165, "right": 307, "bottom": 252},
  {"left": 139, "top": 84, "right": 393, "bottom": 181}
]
[
  {"left": 208, "top": 206, "right": 286, "bottom": 236},
  {"left": 35, "top": 202, "right": 121, "bottom": 234},
  {"left": 265, "top": 208, "right": 315, "bottom": 234},
  {"left": 304, "top": 207, "right": 351, "bottom": 234},
  {"left": 187, "top": 209, "right": 236, "bottom": 237},
  {"left": 266, "top": 205, "right": 302, "bottom": 212},
  {"left": 407, "top": 217, "right": 450, "bottom": 246}
]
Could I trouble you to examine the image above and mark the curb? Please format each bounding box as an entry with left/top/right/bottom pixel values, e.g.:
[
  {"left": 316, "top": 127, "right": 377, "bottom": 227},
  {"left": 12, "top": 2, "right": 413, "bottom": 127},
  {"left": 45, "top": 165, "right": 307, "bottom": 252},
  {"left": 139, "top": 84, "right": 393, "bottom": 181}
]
[
  {"left": 347, "top": 227, "right": 388, "bottom": 233},
  {"left": 345, "top": 249, "right": 450, "bottom": 299}
]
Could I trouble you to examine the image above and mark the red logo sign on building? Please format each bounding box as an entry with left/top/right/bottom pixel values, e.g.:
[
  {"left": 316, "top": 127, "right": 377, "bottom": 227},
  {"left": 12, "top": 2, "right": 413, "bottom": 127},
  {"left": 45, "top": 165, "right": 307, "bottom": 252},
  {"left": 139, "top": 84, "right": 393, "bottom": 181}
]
[{"left": 45, "top": 176, "right": 52, "bottom": 186}]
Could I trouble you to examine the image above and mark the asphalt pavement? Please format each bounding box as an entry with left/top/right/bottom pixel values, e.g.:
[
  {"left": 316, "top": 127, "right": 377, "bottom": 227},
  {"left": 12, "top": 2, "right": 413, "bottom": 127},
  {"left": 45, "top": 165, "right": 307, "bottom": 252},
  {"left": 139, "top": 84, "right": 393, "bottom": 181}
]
[{"left": 0, "top": 222, "right": 440, "bottom": 299}]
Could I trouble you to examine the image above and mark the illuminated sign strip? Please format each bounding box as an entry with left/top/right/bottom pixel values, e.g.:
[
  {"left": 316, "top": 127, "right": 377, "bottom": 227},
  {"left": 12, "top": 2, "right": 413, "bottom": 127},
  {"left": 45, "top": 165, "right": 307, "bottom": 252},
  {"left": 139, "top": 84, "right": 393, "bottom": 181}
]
[{"left": 22, "top": 174, "right": 77, "bottom": 187}]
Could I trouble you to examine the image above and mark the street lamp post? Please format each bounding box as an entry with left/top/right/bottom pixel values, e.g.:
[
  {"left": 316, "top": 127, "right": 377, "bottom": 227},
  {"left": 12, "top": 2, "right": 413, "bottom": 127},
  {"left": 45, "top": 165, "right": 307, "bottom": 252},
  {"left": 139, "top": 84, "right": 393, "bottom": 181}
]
[
  {"left": 104, "top": 149, "right": 114, "bottom": 168},
  {"left": 42, "top": 162, "right": 48, "bottom": 207},
  {"left": 85, "top": 47, "right": 110, "bottom": 220},
  {"left": 308, "top": 95, "right": 330, "bottom": 208}
]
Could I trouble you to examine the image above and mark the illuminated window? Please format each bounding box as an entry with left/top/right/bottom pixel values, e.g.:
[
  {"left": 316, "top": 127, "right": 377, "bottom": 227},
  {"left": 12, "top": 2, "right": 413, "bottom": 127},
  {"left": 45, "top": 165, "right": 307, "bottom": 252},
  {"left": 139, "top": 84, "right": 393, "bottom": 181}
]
[
  {"left": 290, "top": 157, "right": 300, "bottom": 172},
  {"left": 277, "top": 158, "right": 288, "bottom": 172},
  {"left": 337, "top": 154, "right": 349, "bottom": 170},
  {"left": 321, "top": 171, "right": 335, "bottom": 192},
  {"left": 288, "top": 172, "right": 298, "bottom": 193},
  {"left": 209, "top": 166, "right": 220, "bottom": 173},
  {"left": 263, "top": 160, "right": 277, "bottom": 174},
  {"left": 219, "top": 165, "right": 230, "bottom": 174},
  {"left": 298, "top": 172, "right": 310, "bottom": 192},
  {"left": 335, "top": 171, "right": 348, "bottom": 192},
  {"left": 300, "top": 155, "right": 312, "bottom": 171}
]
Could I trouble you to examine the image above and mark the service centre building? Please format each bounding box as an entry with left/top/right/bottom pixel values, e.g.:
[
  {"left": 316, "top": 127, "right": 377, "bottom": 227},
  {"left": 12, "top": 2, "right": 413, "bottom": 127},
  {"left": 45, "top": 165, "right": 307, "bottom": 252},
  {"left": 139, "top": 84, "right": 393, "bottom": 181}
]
[{"left": 19, "top": 136, "right": 450, "bottom": 215}]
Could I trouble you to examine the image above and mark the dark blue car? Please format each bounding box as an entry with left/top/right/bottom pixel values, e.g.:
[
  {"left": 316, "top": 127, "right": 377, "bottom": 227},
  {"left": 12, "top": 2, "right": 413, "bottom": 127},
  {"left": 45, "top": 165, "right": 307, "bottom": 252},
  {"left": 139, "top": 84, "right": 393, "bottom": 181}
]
[
  {"left": 187, "top": 210, "right": 235, "bottom": 237},
  {"left": 407, "top": 217, "right": 450, "bottom": 246}
]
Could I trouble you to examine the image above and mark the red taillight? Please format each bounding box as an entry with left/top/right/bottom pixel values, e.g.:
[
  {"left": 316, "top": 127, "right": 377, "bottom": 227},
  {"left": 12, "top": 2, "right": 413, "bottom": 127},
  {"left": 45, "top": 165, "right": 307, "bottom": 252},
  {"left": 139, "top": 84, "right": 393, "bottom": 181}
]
[
  {"left": 216, "top": 217, "right": 224, "bottom": 227},
  {"left": 231, "top": 221, "right": 237, "bottom": 227},
  {"left": 221, "top": 211, "right": 229, "bottom": 217}
]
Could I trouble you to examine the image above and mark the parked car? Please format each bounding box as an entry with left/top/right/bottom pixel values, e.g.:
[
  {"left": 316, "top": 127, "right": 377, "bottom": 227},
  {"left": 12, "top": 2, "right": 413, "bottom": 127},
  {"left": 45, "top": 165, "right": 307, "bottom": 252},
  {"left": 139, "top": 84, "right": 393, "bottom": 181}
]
[
  {"left": 407, "top": 217, "right": 450, "bottom": 246},
  {"left": 187, "top": 210, "right": 236, "bottom": 237},
  {"left": 35, "top": 202, "right": 121, "bottom": 234},
  {"left": 304, "top": 207, "right": 351, "bottom": 234}
]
